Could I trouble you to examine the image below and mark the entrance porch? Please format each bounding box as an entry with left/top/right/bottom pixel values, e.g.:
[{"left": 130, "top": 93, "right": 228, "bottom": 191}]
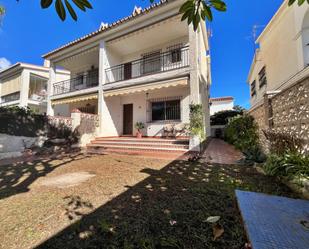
[{"left": 100, "top": 79, "right": 190, "bottom": 138}]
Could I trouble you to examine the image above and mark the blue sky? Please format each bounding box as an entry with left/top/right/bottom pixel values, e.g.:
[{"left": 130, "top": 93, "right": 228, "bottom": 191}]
[{"left": 0, "top": 0, "right": 283, "bottom": 108}]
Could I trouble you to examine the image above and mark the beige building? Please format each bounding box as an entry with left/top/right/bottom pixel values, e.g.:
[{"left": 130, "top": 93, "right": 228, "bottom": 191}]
[
  {"left": 0, "top": 63, "right": 69, "bottom": 113},
  {"left": 247, "top": 0, "right": 309, "bottom": 108},
  {"left": 43, "top": 0, "right": 212, "bottom": 151}
]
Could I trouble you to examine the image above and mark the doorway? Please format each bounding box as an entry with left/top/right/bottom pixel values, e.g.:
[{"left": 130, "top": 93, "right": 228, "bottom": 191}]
[{"left": 123, "top": 104, "right": 133, "bottom": 135}]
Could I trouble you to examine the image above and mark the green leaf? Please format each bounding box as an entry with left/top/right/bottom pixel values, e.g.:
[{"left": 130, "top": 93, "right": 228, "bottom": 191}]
[
  {"left": 210, "top": 0, "right": 227, "bottom": 11},
  {"left": 55, "top": 0, "right": 66, "bottom": 21},
  {"left": 41, "top": 0, "right": 53, "bottom": 9},
  {"left": 65, "top": 0, "right": 77, "bottom": 21},
  {"left": 78, "top": 0, "right": 93, "bottom": 9},
  {"left": 179, "top": 0, "right": 194, "bottom": 13},
  {"left": 72, "top": 0, "right": 86, "bottom": 11}
]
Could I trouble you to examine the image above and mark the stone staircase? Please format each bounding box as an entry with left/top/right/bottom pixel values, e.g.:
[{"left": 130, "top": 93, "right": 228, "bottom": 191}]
[{"left": 87, "top": 137, "right": 190, "bottom": 158}]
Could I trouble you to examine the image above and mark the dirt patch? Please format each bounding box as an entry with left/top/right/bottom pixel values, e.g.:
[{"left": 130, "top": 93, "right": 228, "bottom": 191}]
[{"left": 40, "top": 172, "right": 96, "bottom": 188}]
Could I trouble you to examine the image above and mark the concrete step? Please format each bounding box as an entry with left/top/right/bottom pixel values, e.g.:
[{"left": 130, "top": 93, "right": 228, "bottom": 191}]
[
  {"left": 90, "top": 141, "right": 189, "bottom": 149},
  {"left": 87, "top": 143, "right": 188, "bottom": 152},
  {"left": 94, "top": 137, "right": 189, "bottom": 145}
]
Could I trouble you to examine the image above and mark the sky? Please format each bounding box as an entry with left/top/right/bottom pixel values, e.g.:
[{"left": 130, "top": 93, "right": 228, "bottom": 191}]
[{"left": 0, "top": 0, "right": 283, "bottom": 109}]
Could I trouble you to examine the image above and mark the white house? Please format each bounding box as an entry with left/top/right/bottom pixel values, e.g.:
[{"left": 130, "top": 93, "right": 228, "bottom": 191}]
[
  {"left": 209, "top": 96, "right": 234, "bottom": 115},
  {"left": 43, "top": 0, "right": 211, "bottom": 153},
  {"left": 247, "top": 0, "right": 309, "bottom": 108},
  {"left": 0, "top": 63, "right": 69, "bottom": 113}
]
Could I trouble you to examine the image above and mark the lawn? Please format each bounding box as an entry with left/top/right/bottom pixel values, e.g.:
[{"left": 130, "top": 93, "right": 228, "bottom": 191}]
[{"left": 0, "top": 152, "right": 297, "bottom": 249}]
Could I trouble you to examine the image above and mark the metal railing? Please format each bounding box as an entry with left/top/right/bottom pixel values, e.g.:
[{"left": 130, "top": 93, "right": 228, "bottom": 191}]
[
  {"left": 53, "top": 72, "right": 99, "bottom": 95},
  {"left": 105, "top": 46, "right": 190, "bottom": 84}
]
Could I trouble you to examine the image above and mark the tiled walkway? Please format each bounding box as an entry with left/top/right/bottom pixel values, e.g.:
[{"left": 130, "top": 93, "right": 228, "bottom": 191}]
[{"left": 203, "top": 138, "right": 244, "bottom": 164}]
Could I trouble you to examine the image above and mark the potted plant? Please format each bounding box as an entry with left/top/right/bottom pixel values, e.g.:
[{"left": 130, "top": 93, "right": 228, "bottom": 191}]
[{"left": 134, "top": 122, "right": 145, "bottom": 138}]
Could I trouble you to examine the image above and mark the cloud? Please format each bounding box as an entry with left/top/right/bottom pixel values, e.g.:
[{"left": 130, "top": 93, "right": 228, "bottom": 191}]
[{"left": 0, "top": 57, "right": 11, "bottom": 71}]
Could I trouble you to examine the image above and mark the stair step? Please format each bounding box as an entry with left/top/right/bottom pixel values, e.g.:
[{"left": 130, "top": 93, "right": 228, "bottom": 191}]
[
  {"left": 94, "top": 138, "right": 189, "bottom": 145},
  {"left": 90, "top": 141, "right": 189, "bottom": 149},
  {"left": 87, "top": 144, "right": 188, "bottom": 152}
]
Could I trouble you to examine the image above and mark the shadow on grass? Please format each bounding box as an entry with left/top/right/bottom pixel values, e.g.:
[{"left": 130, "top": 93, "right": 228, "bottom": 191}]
[
  {"left": 35, "top": 157, "right": 297, "bottom": 249},
  {"left": 0, "top": 153, "right": 90, "bottom": 200}
]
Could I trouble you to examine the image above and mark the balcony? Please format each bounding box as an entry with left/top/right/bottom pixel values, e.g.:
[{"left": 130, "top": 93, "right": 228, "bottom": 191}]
[
  {"left": 105, "top": 46, "right": 189, "bottom": 84},
  {"left": 53, "top": 71, "right": 99, "bottom": 96}
]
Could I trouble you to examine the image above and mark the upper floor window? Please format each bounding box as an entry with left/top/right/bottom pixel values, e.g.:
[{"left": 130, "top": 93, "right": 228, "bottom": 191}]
[
  {"left": 251, "top": 80, "right": 256, "bottom": 97},
  {"left": 167, "top": 44, "right": 182, "bottom": 63},
  {"left": 141, "top": 50, "right": 161, "bottom": 75},
  {"left": 258, "top": 66, "right": 267, "bottom": 88},
  {"left": 1, "top": 92, "right": 20, "bottom": 103}
]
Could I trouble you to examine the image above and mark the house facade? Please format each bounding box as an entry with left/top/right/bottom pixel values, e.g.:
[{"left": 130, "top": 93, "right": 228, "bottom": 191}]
[
  {"left": 209, "top": 96, "right": 234, "bottom": 115},
  {"left": 43, "top": 0, "right": 211, "bottom": 150},
  {"left": 247, "top": 0, "right": 309, "bottom": 153},
  {"left": 0, "top": 63, "right": 69, "bottom": 113},
  {"left": 247, "top": 0, "right": 309, "bottom": 108}
]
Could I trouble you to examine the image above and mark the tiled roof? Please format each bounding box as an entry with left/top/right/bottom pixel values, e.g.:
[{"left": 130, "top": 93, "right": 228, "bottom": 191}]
[
  {"left": 210, "top": 96, "right": 234, "bottom": 102},
  {"left": 43, "top": 0, "right": 173, "bottom": 58}
]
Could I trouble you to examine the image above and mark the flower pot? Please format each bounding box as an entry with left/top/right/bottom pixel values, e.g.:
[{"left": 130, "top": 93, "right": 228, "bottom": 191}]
[{"left": 136, "top": 131, "right": 142, "bottom": 138}]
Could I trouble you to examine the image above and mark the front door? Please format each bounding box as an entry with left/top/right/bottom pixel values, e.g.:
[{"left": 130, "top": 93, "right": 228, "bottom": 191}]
[{"left": 123, "top": 104, "right": 133, "bottom": 135}]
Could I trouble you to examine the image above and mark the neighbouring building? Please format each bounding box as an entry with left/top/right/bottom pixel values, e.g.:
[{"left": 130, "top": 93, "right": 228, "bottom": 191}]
[
  {"left": 0, "top": 63, "right": 70, "bottom": 113},
  {"left": 247, "top": 0, "right": 309, "bottom": 152},
  {"left": 209, "top": 96, "right": 234, "bottom": 115},
  {"left": 43, "top": 0, "right": 212, "bottom": 153}
]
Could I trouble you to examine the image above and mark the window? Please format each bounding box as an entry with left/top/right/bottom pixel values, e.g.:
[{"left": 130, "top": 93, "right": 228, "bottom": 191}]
[
  {"left": 74, "top": 74, "right": 84, "bottom": 87},
  {"left": 251, "top": 80, "right": 256, "bottom": 97},
  {"left": 86, "top": 68, "right": 99, "bottom": 87},
  {"left": 258, "top": 66, "right": 267, "bottom": 88},
  {"left": 1, "top": 92, "right": 20, "bottom": 103},
  {"left": 151, "top": 99, "right": 180, "bottom": 121},
  {"left": 167, "top": 44, "right": 182, "bottom": 63},
  {"left": 141, "top": 50, "right": 161, "bottom": 74}
]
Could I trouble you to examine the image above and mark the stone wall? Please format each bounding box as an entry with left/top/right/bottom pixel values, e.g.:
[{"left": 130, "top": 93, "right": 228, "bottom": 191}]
[{"left": 249, "top": 75, "right": 309, "bottom": 154}]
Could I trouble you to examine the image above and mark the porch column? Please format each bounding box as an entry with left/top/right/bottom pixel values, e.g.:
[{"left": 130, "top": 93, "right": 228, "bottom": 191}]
[
  {"left": 47, "top": 61, "right": 56, "bottom": 116},
  {"left": 98, "top": 40, "right": 108, "bottom": 135},
  {"left": 19, "top": 69, "right": 30, "bottom": 107},
  {"left": 189, "top": 24, "right": 200, "bottom": 105}
]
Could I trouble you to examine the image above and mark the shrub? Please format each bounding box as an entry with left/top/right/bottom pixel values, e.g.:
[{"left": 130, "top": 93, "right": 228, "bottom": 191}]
[
  {"left": 224, "top": 114, "right": 259, "bottom": 152},
  {"left": 189, "top": 104, "right": 205, "bottom": 139},
  {"left": 263, "top": 130, "right": 304, "bottom": 155},
  {"left": 264, "top": 152, "right": 309, "bottom": 178},
  {"left": 210, "top": 109, "right": 243, "bottom": 126},
  {"left": 0, "top": 106, "right": 46, "bottom": 137}
]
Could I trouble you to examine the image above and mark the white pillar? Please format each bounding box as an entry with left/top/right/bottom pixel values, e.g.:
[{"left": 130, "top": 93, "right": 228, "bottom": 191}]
[
  {"left": 189, "top": 24, "right": 200, "bottom": 105},
  {"left": 98, "top": 40, "right": 107, "bottom": 135},
  {"left": 19, "top": 69, "right": 30, "bottom": 107},
  {"left": 47, "top": 62, "right": 56, "bottom": 116}
]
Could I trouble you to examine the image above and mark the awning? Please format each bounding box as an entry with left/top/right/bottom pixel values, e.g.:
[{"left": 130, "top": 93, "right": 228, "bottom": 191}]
[
  {"left": 51, "top": 93, "right": 98, "bottom": 105},
  {"left": 104, "top": 78, "right": 188, "bottom": 97}
]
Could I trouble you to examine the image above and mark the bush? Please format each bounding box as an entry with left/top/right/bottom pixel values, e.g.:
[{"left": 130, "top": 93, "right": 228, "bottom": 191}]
[
  {"left": 225, "top": 115, "right": 259, "bottom": 151},
  {"left": 189, "top": 104, "right": 205, "bottom": 139},
  {"left": 210, "top": 109, "right": 243, "bottom": 126},
  {"left": 263, "top": 130, "right": 304, "bottom": 155},
  {"left": 0, "top": 106, "right": 46, "bottom": 137},
  {"left": 264, "top": 152, "right": 309, "bottom": 178}
]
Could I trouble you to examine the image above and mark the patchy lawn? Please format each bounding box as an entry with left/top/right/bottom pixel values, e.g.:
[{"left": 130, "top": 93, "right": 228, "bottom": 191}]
[{"left": 0, "top": 153, "right": 297, "bottom": 249}]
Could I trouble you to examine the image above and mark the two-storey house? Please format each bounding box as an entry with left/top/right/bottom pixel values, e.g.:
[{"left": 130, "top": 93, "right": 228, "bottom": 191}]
[
  {"left": 247, "top": 0, "right": 309, "bottom": 152},
  {"left": 43, "top": 0, "right": 211, "bottom": 152},
  {"left": 0, "top": 62, "right": 69, "bottom": 113},
  {"left": 247, "top": 0, "right": 309, "bottom": 108}
]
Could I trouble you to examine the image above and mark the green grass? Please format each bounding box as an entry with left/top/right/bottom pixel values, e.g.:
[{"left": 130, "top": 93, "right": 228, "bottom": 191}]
[{"left": 37, "top": 160, "right": 297, "bottom": 249}]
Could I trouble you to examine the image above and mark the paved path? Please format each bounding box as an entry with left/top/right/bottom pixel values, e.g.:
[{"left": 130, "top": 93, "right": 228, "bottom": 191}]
[{"left": 203, "top": 138, "right": 244, "bottom": 165}]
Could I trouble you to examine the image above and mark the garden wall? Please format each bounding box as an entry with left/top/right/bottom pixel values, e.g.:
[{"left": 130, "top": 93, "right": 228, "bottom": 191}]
[{"left": 249, "top": 74, "right": 309, "bottom": 154}]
